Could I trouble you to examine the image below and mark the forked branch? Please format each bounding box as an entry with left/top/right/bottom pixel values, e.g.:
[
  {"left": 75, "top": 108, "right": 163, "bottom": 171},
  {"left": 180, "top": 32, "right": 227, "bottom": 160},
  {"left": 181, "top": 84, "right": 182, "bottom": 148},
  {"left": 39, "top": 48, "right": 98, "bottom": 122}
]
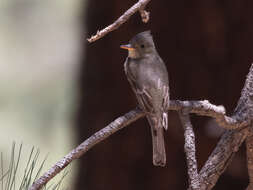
[
  {"left": 32, "top": 0, "right": 253, "bottom": 187},
  {"left": 198, "top": 128, "right": 249, "bottom": 190},
  {"left": 29, "top": 96, "right": 250, "bottom": 190}
]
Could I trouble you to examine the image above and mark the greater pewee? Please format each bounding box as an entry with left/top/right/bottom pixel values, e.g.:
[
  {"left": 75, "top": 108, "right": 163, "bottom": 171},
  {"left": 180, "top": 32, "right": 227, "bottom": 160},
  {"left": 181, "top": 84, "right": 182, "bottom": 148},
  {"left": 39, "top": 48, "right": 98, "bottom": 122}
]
[{"left": 121, "top": 31, "right": 169, "bottom": 167}]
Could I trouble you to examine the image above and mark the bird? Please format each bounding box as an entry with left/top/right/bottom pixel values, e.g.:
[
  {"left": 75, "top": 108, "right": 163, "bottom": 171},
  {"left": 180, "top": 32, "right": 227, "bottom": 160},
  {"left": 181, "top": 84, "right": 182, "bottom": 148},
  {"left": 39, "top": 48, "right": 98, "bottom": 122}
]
[{"left": 120, "top": 31, "right": 169, "bottom": 167}]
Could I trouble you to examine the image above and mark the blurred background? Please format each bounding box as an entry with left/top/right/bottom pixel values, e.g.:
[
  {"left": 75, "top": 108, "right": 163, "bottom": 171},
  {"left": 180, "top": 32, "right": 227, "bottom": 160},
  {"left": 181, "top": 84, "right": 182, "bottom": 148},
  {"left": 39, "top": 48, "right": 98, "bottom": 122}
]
[
  {"left": 1, "top": 0, "right": 253, "bottom": 189},
  {"left": 0, "top": 0, "right": 82, "bottom": 188}
]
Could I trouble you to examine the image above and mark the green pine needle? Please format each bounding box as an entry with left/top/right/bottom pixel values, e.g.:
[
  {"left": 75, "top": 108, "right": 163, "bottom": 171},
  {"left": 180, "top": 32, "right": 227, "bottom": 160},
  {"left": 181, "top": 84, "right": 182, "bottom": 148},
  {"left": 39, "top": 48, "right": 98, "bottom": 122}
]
[{"left": 0, "top": 143, "right": 68, "bottom": 190}]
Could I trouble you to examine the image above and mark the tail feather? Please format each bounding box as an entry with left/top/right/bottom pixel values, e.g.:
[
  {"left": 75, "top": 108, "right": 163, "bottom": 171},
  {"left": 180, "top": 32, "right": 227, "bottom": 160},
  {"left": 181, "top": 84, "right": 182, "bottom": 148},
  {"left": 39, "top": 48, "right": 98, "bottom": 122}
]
[
  {"left": 162, "top": 112, "right": 168, "bottom": 130},
  {"left": 147, "top": 115, "right": 166, "bottom": 167}
]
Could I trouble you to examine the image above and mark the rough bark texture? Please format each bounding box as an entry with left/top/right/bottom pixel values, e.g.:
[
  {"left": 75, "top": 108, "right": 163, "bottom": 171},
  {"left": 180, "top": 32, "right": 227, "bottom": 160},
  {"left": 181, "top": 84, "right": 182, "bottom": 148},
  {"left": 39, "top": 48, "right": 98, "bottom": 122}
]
[
  {"left": 179, "top": 111, "right": 200, "bottom": 190},
  {"left": 234, "top": 64, "right": 253, "bottom": 122},
  {"left": 30, "top": 99, "right": 241, "bottom": 189},
  {"left": 87, "top": 0, "right": 151, "bottom": 42},
  {"left": 29, "top": 109, "right": 144, "bottom": 190},
  {"left": 75, "top": 0, "right": 253, "bottom": 189},
  {"left": 199, "top": 128, "right": 249, "bottom": 190}
]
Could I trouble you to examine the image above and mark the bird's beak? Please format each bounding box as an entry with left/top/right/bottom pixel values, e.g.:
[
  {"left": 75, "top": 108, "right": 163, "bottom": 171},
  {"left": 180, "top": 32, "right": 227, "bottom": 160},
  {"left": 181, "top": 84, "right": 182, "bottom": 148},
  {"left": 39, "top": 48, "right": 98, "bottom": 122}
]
[{"left": 120, "top": 44, "right": 135, "bottom": 51}]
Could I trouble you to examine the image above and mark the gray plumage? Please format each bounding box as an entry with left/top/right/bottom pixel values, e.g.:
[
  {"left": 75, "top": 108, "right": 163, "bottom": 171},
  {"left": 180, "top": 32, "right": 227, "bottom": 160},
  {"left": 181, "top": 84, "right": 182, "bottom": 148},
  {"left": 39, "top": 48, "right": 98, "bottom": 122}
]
[{"left": 121, "top": 31, "right": 169, "bottom": 167}]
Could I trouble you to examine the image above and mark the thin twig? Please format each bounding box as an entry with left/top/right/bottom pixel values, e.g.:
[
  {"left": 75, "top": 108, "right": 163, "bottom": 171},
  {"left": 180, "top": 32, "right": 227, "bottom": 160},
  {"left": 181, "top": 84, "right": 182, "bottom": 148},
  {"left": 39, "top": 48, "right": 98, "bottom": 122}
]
[
  {"left": 87, "top": 0, "right": 151, "bottom": 43},
  {"left": 178, "top": 110, "right": 200, "bottom": 190},
  {"left": 139, "top": 9, "right": 150, "bottom": 23}
]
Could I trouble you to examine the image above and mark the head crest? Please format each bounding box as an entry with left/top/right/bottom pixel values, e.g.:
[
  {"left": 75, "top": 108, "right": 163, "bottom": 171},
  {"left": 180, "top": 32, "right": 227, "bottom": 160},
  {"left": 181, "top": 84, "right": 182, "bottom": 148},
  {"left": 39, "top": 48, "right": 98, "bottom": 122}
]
[
  {"left": 130, "top": 30, "right": 154, "bottom": 46},
  {"left": 134, "top": 30, "right": 152, "bottom": 40}
]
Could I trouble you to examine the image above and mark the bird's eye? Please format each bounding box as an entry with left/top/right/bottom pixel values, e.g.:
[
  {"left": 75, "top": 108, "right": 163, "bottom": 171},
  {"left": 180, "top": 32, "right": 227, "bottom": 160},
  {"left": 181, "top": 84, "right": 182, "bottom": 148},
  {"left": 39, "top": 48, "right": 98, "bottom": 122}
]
[{"left": 141, "top": 44, "right": 145, "bottom": 48}]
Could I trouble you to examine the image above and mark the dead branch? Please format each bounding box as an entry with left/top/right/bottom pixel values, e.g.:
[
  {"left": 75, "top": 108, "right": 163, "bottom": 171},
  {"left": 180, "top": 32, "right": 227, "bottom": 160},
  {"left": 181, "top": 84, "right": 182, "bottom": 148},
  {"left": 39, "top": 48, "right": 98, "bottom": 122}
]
[
  {"left": 139, "top": 9, "right": 150, "bottom": 23},
  {"left": 87, "top": 0, "right": 151, "bottom": 43},
  {"left": 84, "top": 0, "right": 253, "bottom": 188},
  {"left": 29, "top": 108, "right": 144, "bottom": 190},
  {"left": 179, "top": 110, "right": 200, "bottom": 190},
  {"left": 233, "top": 64, "right": 253, "bottom": 123},
  {"left": 170, "top": 100, "right": 249, "bottom": 130},
  {"left": 198, "top": 128, "right": 249, "bottom": 190},
  {"left": 29, "top": 61, "right": 253, "bottom": 189},
  {"left": 189, "top": 64, "right": 253, "bottom": 189},
  {"left": 29, "top": 97, "right": 247, "bottom": 190}
]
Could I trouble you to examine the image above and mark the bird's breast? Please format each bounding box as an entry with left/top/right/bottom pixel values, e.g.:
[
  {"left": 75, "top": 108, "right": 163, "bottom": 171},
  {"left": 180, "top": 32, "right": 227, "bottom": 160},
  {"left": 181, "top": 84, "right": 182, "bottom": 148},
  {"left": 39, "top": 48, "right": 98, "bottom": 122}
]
[{"left": 125, "top": 58, "right": 139, "bottom": 78}]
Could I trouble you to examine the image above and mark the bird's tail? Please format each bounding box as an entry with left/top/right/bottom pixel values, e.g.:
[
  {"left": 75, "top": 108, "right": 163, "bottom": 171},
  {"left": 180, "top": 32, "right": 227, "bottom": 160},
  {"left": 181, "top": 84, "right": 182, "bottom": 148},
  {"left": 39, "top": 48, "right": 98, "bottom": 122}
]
[{"left": 147, "top": 113, "right": 167, "bottom": 167}]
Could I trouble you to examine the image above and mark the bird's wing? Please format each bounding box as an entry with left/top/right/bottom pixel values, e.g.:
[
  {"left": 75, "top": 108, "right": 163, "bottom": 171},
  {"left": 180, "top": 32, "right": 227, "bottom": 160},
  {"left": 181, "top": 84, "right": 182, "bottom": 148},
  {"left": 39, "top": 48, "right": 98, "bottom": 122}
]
[
  {"left": 161, "top": 84, "right": 169, "bottom": 130},
  {"left": 161, "top": 83, "right": 169, "bottom": 111},
  {"left": 125, "top": 57, "right": 169, "bottom": 114},
  {"left": 124, "top": 59, "right": 153, "bottom": 112},
  {"left": 125, "top": 59, "right": 169, "bottom": 114}
]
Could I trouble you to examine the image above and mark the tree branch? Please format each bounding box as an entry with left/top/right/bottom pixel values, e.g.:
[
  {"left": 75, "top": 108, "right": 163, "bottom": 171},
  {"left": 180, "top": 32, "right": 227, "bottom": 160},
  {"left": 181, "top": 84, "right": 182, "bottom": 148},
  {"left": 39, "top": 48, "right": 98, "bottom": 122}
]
[
  {"left": 29, "top": 108, "right": 145, "bottom": 190},
  {"left": 139, "top": 8, "right": 150, "bottom": 23},
  {"left": 29, "top": 62, "right": 253, "bottom": 189},
  {"left": 29, "top": 99, "right": 244, "bottom": 190},
  {"left": 198, "top": 128, "right": 249, "bottom": 190},
  {"left": 170, "top": 100, "right": 249, "bottom": 130},
  {"left": 85, "top": 0, "right": 253, "bottom": 187},
  {"left": 87, "top": 0, "right": 151, "bottom": 43},
  {"left": 233, "top": 64, "right": 253, "bottom": 123},
  {"left": 178, "top": 110, "right": 200, "bottom": 190}
]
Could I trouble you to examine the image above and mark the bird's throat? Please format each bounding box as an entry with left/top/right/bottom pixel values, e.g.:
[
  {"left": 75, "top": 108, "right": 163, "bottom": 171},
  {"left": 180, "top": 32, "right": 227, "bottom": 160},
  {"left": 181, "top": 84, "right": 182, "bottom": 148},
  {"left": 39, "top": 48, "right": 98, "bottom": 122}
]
[{"left": 128, "top": 50, "right": 140, "bottom": 59}]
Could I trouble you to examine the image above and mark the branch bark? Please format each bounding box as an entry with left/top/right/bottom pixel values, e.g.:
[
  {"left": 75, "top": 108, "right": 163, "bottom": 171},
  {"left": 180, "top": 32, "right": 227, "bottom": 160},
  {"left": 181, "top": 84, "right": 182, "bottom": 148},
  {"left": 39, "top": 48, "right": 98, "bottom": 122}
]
[
  {"left": 30, "top": 0, "right": 253, "bottom": 187},
  {"left": 29, "top": 61, "right": 253, "bottom": 189},
  {"left": 178, "top": 110, "right": 200, "bottom": 190},
  {"left": 198, "top": 128, "right": 249, "bottom": 190},
  {"left": 233, "top": 64, "right": 253, "bottom": 122},
  {"left": 29, "top": 108, "right": 144, "bottom": 190},
  {"left": 194, "top": 64, "right": 253, "bottom": 189},
  {"left": 170, "top": 100, "right": 249, "bottom": 130},
  {"left": 87, "top": 0, "right": 151, "bottom": 43},
  {"left": 29, "top": 98, "right": 246, "bottom": 190}
]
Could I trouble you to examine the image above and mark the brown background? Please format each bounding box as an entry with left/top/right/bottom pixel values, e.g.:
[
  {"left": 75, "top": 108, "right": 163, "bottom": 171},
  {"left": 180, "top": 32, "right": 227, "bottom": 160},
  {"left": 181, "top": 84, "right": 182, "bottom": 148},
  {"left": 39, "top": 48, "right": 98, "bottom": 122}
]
[{"left": 74, "top": 0, "right": 253, "bottom": 189}]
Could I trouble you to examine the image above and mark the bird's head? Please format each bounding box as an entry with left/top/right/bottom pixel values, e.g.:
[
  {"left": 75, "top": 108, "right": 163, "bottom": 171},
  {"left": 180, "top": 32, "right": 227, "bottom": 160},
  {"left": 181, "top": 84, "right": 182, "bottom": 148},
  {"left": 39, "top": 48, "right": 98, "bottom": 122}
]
[{"left": 120, "top": 31, "right": 156, "bottom": 59}]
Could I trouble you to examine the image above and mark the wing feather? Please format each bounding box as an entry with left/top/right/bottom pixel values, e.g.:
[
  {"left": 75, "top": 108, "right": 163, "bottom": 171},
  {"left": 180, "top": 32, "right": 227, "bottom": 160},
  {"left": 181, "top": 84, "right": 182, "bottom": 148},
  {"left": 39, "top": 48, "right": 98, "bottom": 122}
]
[{"left": 125, "top": 58, "right": 169, "bottom": 130}]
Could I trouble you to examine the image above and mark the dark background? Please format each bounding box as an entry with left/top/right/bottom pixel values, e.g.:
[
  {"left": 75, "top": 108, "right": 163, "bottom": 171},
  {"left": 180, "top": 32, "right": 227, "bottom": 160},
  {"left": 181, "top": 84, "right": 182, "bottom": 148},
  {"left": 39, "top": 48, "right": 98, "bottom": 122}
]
[{"left": 75, "top": 0, "right": 253, "bottom": 189}]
